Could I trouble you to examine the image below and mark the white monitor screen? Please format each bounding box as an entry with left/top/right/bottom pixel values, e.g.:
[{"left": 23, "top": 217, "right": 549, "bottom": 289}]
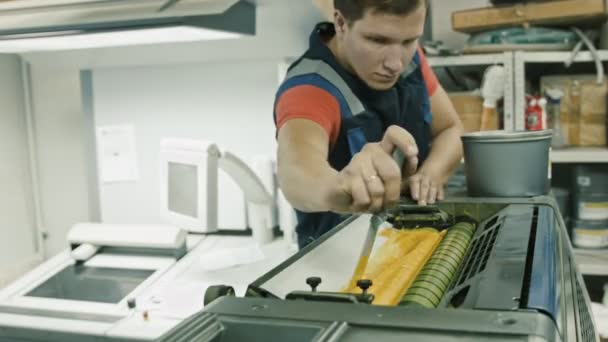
[{"left": 168, "top": 162, "right": 198, "bottom": 219}]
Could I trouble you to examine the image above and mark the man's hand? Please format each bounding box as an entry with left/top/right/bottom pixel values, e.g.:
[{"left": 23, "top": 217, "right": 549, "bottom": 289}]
[
  {"left": 405, "top": 168, "right": 446, "bottom": 206},
  {"left": 400, "top": 83, "right": 465, "bottom": 206},
  {"left": 325, "top": 126, "right": 418, "bottom": 213}
]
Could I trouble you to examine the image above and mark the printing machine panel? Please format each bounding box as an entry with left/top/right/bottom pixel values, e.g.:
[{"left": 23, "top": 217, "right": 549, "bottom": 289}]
[{"left": 152, "top": 196, "right": 599, "bottom": 342}]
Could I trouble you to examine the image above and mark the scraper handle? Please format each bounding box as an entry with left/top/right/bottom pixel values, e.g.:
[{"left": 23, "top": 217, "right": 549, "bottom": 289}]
[
  {"left": 392, "top": 148, "right": 406, "bottom": 171},
  {"left": 392, "top": 147, "right": 418, "bottom": 203},
  {"left": 392, "top": 145, "right": 418, "bottom": 178}
]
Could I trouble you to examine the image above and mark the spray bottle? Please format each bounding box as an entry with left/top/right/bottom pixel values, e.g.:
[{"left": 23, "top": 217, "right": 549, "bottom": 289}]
[{"left": 546, "top": 88, "right": 566, "bottom": 148}]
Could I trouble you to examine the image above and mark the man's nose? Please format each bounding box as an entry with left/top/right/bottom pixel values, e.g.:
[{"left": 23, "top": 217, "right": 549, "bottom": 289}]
[{"left": 383, "top": 46, "right": 404, "bottom": 74}]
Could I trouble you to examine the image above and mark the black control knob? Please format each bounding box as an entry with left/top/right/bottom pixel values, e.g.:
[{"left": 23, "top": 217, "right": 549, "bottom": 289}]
[
  {"left": 357, "top": 279, "right": 373, "bottom": 295},
  {"left": 127, "top": 298, "right": 136, "bottom": 309},
  {"left": 306, "top": 277, "right": 322, "bottom": 292}
]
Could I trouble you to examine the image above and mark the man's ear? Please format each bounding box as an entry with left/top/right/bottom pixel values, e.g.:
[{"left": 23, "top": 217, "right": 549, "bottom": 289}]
[{"left": 334, "top": 10, "right": 347, "bottom": 35}]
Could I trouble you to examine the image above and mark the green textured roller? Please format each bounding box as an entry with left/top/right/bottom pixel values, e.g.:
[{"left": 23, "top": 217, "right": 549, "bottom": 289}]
[
  {"left": 410, "top": 279, "right": 446, "bottom": 297},
  {"left": 415, "top": 270, "right": 451, "bottom": 288},
  {"left": 431, "top": 249, "right": 463, "bottom": 265},
  {"left": 450, "top": 229, "right": 473, "bottom": 239},
  {"left": 450, "top": 222, "right": 476, "bottom": 236},
  {"left": 400, "top": 293, "right": 437, "bottom": 308},
  {"left": 427, "top": 255, "right": 459, "bottom": 269},
  {"left": 424, "top": 260, "right": 458, "bottom": 274},
  {"left": 438, "top": 235, "right": 469, "bottom": 250},
  {"left": 441, "top": 232, "right": 471, "bottom": 245},
  {"left": 400, "top": 221, "right": 476, "bottom": 308},
  {"left": 407, "top": 284, "right": 443, "bottom": 303},
  {"left": 419, "top": 261, "right": 456, "bottom": 274}
]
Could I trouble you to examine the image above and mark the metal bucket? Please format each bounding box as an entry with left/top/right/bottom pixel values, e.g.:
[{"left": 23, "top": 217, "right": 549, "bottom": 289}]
[{"left": 462, "top": 130, "right": 552, "bottom": 197}]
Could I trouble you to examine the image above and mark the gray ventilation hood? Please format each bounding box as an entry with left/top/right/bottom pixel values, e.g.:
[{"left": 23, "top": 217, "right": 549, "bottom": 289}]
[{"left": 0, "top": 0, "right": 255, "bottom": 52}]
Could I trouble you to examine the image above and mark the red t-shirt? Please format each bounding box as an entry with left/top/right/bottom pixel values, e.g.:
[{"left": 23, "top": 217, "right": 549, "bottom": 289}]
[{"left": 275, "top": 47, "right": 438, "bottom": 145}]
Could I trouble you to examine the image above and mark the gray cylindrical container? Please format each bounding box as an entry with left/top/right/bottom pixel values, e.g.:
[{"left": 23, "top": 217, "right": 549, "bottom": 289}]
[
  {"left": 462, "top": 130, "right": 553, "bottom": 197},
  {"left": 573, "top": 192, "right": 608, "bottom": 221}
]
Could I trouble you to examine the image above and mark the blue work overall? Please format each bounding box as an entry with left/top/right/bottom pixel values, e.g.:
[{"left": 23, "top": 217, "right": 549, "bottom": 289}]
[{"left": 274, "top": 23, "right": 433, "bottom": 249}]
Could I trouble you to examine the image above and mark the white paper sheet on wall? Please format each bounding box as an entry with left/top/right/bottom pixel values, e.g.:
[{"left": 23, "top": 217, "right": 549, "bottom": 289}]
[{"left": 96, "top": 124, "right": 139, "bottom": 183}]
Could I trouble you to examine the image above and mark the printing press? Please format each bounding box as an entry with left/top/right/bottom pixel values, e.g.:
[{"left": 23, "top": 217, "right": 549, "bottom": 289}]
[{"left": 150, "top": 195, "right": 599, "bottom": 342}]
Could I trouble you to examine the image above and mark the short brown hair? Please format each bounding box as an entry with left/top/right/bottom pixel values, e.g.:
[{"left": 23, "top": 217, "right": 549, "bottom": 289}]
[{"left": 334, "top": 0, "right": 425, "bottom": 23}]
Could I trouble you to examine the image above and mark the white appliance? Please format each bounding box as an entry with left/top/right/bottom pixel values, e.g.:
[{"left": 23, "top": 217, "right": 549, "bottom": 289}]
[
  {"left": 0, "top": 137, "right": 288, "bottom": 341},
  {"left": 160, "top": 138, "right": 276, "bottom": 242},
  {"left": 219, "top": 151, "right": 275, "bottom": 244},
  {"left": 159, "top": 139, "right": 221, "bottom": 233},
  {"left": 0, "top": 223, "right": 187, "bottom": 341}
]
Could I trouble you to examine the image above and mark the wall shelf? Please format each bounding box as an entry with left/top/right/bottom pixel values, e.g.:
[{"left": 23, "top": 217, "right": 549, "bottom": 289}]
[
  {"left": 513, "top": 50, "right": 608, "bottom": 131},
  {"left": 427, "top": 53, "right": 508, "bottom": 67},
  {"left": 428, "top": 52, "right": 515, "bottom": 130},
  {"left": 423, "top": 52, "right": 608, "bottom": 163},
  {"left": 519, "top": 50, "right": 608, "bottom": 64},
  {"left": 551, "top": 147, "right": 608, "bottom": 163}
]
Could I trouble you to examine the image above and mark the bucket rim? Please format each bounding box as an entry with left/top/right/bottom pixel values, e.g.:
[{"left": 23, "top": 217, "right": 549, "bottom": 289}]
[{"left": 462, "top": 130, "right": 553, "bottom": 142}]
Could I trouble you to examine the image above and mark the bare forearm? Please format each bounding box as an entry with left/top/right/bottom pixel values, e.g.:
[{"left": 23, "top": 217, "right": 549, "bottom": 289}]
[
  {"left": 277, "top": 119, "right": 343, "bottom": 213},
  {"left": 277, "top": 152, "right": 338, "bottom": 213},
  {"left": 421, "top": 125, "right": 463, "bottom": 183}
]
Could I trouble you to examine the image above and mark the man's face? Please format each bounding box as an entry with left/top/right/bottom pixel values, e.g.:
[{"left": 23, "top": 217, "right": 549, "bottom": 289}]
[{"left": 334, "top": 5, "right": 426, "bottom": 90}]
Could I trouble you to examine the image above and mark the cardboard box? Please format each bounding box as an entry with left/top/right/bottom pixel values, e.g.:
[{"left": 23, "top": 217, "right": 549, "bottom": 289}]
[
  {"left": 448, "top": 92, "right": 483, "bottom": 133},
  {"left": 541, "top": 75, "right": 608, "bottom": 147},
  {"left": 452, "top": 0, "right": 607, "bottom": 34}
]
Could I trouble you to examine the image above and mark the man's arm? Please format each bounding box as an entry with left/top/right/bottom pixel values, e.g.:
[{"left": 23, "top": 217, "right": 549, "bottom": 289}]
[
  {"left": 277, "top": 119, "right": 340, "bottom": 212},
  {"left": 277, "top": 119, "right": 418, "bottom": 214},
  {"left": 408, "top": 84, "right": 464, "bottom": 205}
]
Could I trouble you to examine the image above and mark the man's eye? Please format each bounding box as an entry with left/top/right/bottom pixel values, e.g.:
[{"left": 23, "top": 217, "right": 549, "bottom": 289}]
[
  {"left": 368, "top": 37, "right": 387, "bottom": 44},
  {"left": 402, "top": 39, "right": 417, "bottom": 46}
]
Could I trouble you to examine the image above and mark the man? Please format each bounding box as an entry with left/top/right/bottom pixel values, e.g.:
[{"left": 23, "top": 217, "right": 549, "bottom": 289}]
[{"left": 275, "top": 0, "right": 463, "bottom": 248}]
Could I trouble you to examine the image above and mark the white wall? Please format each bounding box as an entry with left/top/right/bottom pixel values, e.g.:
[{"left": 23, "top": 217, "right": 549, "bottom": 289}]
[
  {"left": 0, "top": 0, "right": 486, "bottom": 274},
  {"left": 92, "top": 60, "right": 279, "bottom": 227},
  {"left": 0, "top": 55, "right": 40, "bottom": 286},
  {"left": 15, "top": 0, "right": 489, "bottom": 246},
  {"left": 15, "top": 0, "right": 321, "bottom": 241},
  {"left": 27, "top": 65, "right": 93, "bottom": 257}
]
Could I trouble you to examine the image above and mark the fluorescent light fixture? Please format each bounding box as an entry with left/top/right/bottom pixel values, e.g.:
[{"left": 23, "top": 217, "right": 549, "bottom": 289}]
[
  {"left": 0, "top": 0, "right": 255, "bottom": 53},
  {"left": 0, "top": 26, "right": 245, "bottom": 53}
]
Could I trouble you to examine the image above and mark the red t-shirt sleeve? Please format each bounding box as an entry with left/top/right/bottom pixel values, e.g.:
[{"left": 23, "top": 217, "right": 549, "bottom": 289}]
[
  {"left": 276, "top": 49, "right": 436, "bottom": 143},
  {"left": 418, "top": 46, "right": 439, "bottom": 97},
  {"left": 275, "top": 85, "right": 341, "bottom": 145}
]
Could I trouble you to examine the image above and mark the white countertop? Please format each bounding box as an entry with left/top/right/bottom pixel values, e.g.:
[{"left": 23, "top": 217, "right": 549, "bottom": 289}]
[{"left": 133, "top": 234, "right": 295, "bottom": 320}]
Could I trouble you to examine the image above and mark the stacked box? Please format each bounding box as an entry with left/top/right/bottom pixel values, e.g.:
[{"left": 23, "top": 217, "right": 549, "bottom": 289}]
[
  {"left": 540, "top": 75, "right": 608, "bottom": 147},
  {"left": 448, "top": 92, "right": 484, "bottom": 133},
  {"left": 571, "top": 165, "right": 608, "bottom": 249}
]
